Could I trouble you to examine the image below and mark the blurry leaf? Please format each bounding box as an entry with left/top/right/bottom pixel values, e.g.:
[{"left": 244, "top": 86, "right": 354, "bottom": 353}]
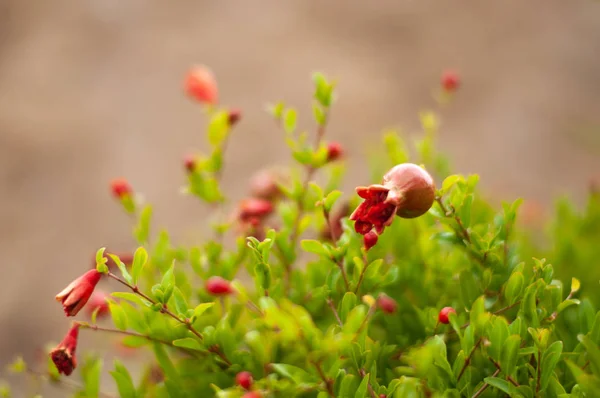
[
  {"left": 80, "top": 357, "right": 103, "bottom": 398},
  {"left": 130, "top": 247, "right": 148, "bottom": 285},
  {"left": 441, "top": 175, "right": 463, "bottom": 195},
  {"left": 271, "top": 363, "right": 317, "bottom": 385},
  {"left": 160, "top": 264, "right": 175, "bottom": 304},
  {"left": 301, "top": 240, "right": 330, "bottom": 257},
  {"left": 109, "top": 254, "right": 133, "bottom": 285},
  {"left": 95, "top": 247, "right": 109, "bottom": 274},
  {"left": 208, "top": 111, "right": 230, "bottom": 147},
  {"left": 501, "top": 335, "right": 521, "bottom": 376},
  {"left": 133, "top": 205, "right": 153, "bottom": 245},
  {"left": 571, "top": 277, "right": 581, "bottom": 294},
  {"left": 7, "top": 357, "right": 26, "bottom": 374},
  {"left": 172, "top": 338, "right": 204, "bottom": 351},
  {"left": 355, "top": 374, "right": 370, "bottom": 398},
  {"left": 171, "top": 287, "right": 188, "bottom": 317},
  {"left": 505, "top": 272, "right": 525, "bottom": 305},
  {"left": 483, "top": 377, "right": 518, "bottom": 396},
  {"left": 324, "top": 190, "right": 343, "bottom": 214},
  {"left": 284, "top": 109, "right": 298, "bottom": 134},
  {"left": 109, "top": 301, "right": 128, "bottom": 330},
  {"left": 110, "top": 359, "right": 137, "bottom": 398},
  {"left": 541, "top": 341, "right": 563, "bottom": 389}
]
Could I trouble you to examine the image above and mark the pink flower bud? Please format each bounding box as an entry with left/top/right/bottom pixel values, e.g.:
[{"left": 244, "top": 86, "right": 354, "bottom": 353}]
[
  {"left": 377, "top": 294, "right": 397, "bottom": 314},
  {"left": 236, "top": 371, "right": 253, "bottom": 390},
  {"left": 438, "top": 306, "right": 456, "bottom": 324},
  {"left": 228, "top": 109, "right": 242, "bottom": 126},
  {"left": 185, "top": 65, "right": 218, "bottom": 105},
  {"left": 441, "top": 70, "right": 460, "bottom": 92},
  {"left": 184, "top": 155, "right": 196, "bottom": 173},
  {"left": 205, "top": 276, "right": 234, "bottom": 296},
  {"left": 110, "top": 178, "right": 132, "bottom": 199},
  {"left": 249, "top": 169, "right": 285, "bottom": 201},
  {"left": 363, "top": 230, "right": 378, "bottom": 251},
  {"left": 326, "top": 142, "right": 344, "bottom": 162},
  {"left": 85, "top": 290, "right": 110, "bottom": 318},
  {"left": 238, "top": 198, "right": 274, "bottom": 223},
  {"left": 49, "top": 324, "right": 79, "bottom": 376},
  {"left": 56, "top": 270, "right": 103, "bottom": 317},
  {"left": 349, "top": 163, "right": 435, "bottom": 235}
]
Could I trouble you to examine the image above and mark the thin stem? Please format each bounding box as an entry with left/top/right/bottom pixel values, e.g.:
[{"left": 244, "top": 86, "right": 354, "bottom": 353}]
[
  {"left": 354, "top": 252, "right": 370, "bottom": 294},
  {"left": 78, "top": 323, "right": 174, "bottom": 348},
  {"left": 354, "top": 304, "right": 377, "bottom": 339},
  {"left": 471, "top": 368, "right": 501, "bottom": 398},
  {"left": 323, "top": 208, "right": 350, "bottom": 292},
  {"left": 209, "top": 345, "right": 233, "bottom": 367},
  {"left": 313, "top": 361, "right": 334, "bottom": 397},
  {"left": 358, "top": 369, "right": 378, "bottom": 398},
  {"left": 457, "top": 338, "right": 482, "bottom": 382},
  {"left": 285, "top": 110, "right": 330, "bottom": 294},
  {"left": 489, "top": 357, "right": 519, "bottom": 386},
  {"left": 327, "top": 298, "right": 343, "bottom": 327}
]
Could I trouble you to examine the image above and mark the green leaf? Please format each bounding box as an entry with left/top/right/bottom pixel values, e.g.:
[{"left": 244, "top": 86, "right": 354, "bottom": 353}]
[
  {"left": 540, "top": 341, "right": 563, "bottom": 389},
  {"left": 171, "top": 287, "right": 188, "bottom": 317},
  {"left": 80, "top": 357, "right": 103, "bottom": 398},
  {"left": 108, "top": 301, "right": 128, "bottom": 330},
  {"left": 130, "top": 247, "right": 148, "bottom": 285},
  {"left": 109, "top": 254, "right": 133, "bottom": 284},
  {"left": 271, "top": 363, "right": 317, "bottom": 385},
  {"left": 193, "top": 302, "right": 215, "bottom": 319},
  {"left": 95, "top": 247, "right": 108, "bottom": 274},
  {"left": 501, "top": 335, "right": 521, "bottom": 376},
  {"left": 355, "top": 374, "right": 370, "bottom": 398},
  {"left": 459, "top": 270, "right": 479, "bottom": 308},
  {"left": 120, "top": 335, "right": 148, "bottom": 348},
  {"left": 208, "top": 111, "right": 230, "bottom": 147},
  {"left": 505, "top": 272, "right": 525, "bottom": 305},
  {"left": 172, "top": 338, "right": 204, "bottom": 351},
  {"left": 556, "top": 299, "right": 581, "bottom": 314},
  {"left": 111, "top": 292, "right": 151, "bottom": 307},
  {"left": 160, "top": 264, "right": 175, "bottom": 303},
  {"left": 133, "top": 205, "right": 152, "bottom": 244},
  {"left": 440, "top": 175, "right": 463, "bottom": 194},
  {"left": 579, "top": 335, "right": 600, "bottom": 376},
  {"left": 152, "top": 343, "right": 182, "bottom": 393},
  {"left": 301, "top": 239, "right": 330, "bottom": 257},
  {"left": 7, "top": 357, "right": 26, "bottom": 373},
  {"left": 484, "top": 377, "right": 518, "bottom": 395},
  {"left": 313, "top": 103, "right": 326, "bottom": 126},
  {"left": 324, "top": 190, "right": 343, "bottom": 214},
  {"left": 284, "top": 109, "right": 297, "bottom": 134},
  {"left": 110, "top": 359, "right": 137, "bottom": 398}
]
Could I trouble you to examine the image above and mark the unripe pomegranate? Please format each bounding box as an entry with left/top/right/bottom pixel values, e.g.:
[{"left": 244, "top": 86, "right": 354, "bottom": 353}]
[
  {"left": 363, "top": 230, "right": 378, "bottom": 251},
  {"left": 438, "top": 306, "right": 456, "bottom": 324},
  {"left": 185, "top": 65, "right": 218, "bottom": 105},
  {"left": 235, "top": 371, "right": 253, "bottom": 390},
  {"left": 205, "top": 276, "right": 234, "bottom": 296},
  {"left": 377, "top": 294, "right": 397, "bottom": 314},
  {"left": 441, "top": 70, "right": 460, "bottom": 92},
  {"left": 350, "top": 163, "right": 435, "bottom": 235}
]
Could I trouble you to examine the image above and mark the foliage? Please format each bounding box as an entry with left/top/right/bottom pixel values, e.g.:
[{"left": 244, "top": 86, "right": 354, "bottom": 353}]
[{"left": 4, "top": 71, "right": 600, "bottom": 398}]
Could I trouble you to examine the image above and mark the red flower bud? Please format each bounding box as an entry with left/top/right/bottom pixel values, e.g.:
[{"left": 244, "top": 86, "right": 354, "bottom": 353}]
[
  {"left": 363, "top": 230, "right": 378, "bottom": 251},
  {"left": 49, "top": 324, "right": 79, "bottom": 376},
  {"left": 228, "top": 109, "right": 242, "bottom": 126},
  {"left": 205, "top": 276, "right": 234, "bottom": 296},
  {"left": 56, "top": 269, "right": 102, "bottom": 317},
  {"left": 380, "top": 395, "right": 387, "bottom": 398},
  {"left": 349, "top": 163, "right": 435, "bottom": 235},
  {"left": 441, "top": 70, "right": 460, "bottom": 92},
  {"left": 242, "top": 392, "right": 262, "bottom": 398},
  {"left": 85, "top": 290, "right": 110, "bottom": 318},
  {"left": 110, "top": 178, "right": 132, "bottom": 199},
  {"left": 249, "top": 169, "right": 285, "bottom": 201},
  {"left": 185, "top": 65, "right": 218, "bottom": 105},
  {"left": 236, "top": 371, "right": 253, "bottom": 390},
  {"left": 184, "top": 155, "right": 196, "bottom": 173},
  {"left": 238, "top": 198, "right": 274, "bottom": 223},
  {"left": 377, "top": 294, "right": 397, "bottom": 314},
  {"left": 326, "top": 142, "right": 344, "bottom": 162},
  {"left": 438, "top": 306, "right": 456, "bottom": 324}
]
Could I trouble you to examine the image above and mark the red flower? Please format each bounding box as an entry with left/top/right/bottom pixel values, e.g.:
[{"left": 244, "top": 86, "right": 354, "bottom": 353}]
[
  {"left": 326, "top": 142, "right": 344, "bottom": 162},
  {"left": 110, "top": 178, "right": 132, "bottom": 199},
  {"left": 363, "top": 230, "right": 378, "bottom": 251},
  {"left": 205, "top": 276, "right": 234, "bottom": 296},
  {"left": 56, "top": 269, "right": 102, "bottom": 317},
  {"left": 236, "top": 371, "right": 253, "bottom": 390},
  {"left": 377, "top": 294, "right": 397, "bottom": 314},
  {"left": 238, "top": 198, "right": 274, "bottom": 224},
  {"left": 438, "top": 306, "right": 456, "bottom": 324},
  {"left": 49, "top": 324, "right": 80, "bottom": 376},
  {"left": 85, "top": 290, "right": 110, "bottom": 318},
  {"left": 441, "top": 70, "right": 460, "bottom": 92},
  {"left": 185, "top": 65, "right": 218, "bottom": 105},
  {"left": 228, "top": 109, "right": 242, "bottom": 126},
  {"left": 349, "top": 163, "right": 435, "bottom": 235}
]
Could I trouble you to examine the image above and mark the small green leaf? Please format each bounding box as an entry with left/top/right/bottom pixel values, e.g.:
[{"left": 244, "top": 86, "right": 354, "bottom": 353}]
[
  {"left": 109, "top": 301, "right": 128, "bottom": 331},
  {"left": 483, "top": 377, "right": 518, "bottom": 395},
  {"left": 284, "top": 109, "right": 297, "bottom": 134},
  {"left": 133, "top": 205, "right": 152, "bottom": 244},
  {"left": 505, "top": 272, "right": 525, "bottom": 305},
  {"left": 441, "top": 175, "right": 463, "bottom": 194},
  {"left": 571, "top": 277, "right": 581, "bottom": 294},
  {"left": 130, "top": 247, "right": 148, "bottom": 285},
  {"left": 81, "top": 357, "right": 103, "bottom": 398},
  {"left": 501, "top": 335, "right": 521, "bottom": 376},
  {"left": 109, "top": 254, "right": 133, "bottom": 284},
  {"left": 95, "top": 247, "right": 108, "bottom": 274},
  {"left": 160, "top": 264, "right": 175, "bottom": 303},
  {"left": 110, "top": 359, "right": 137, "bottom": 398},
  {"left": 193, "top": 303, "right": 215, "bottom": 319},
  {"left": 271, "top": 363, "right": 317, "bottom": 385},
  {"left": 7, "top": 357, "right": 26, "bottom": 374},
  {"left": 355, "top": 374, "right": 370, "bottom": 398},
  {"left": 301, "top": 239, "right": 330, "bottom": 257},
  {"left": 208, "top": 111, "right": 230, "bottom": 147},
  {"left": 324, "top": 190, "right": 343, "bottom": 214},
  {"left": 171, "top": 287, "right": 188, "bottom": 317},
  {"left": 540, "top": 341, "right": 563, "bottom": 389},
  {"left": 172, "top": 338, "right": 204, "bottom": 351}
]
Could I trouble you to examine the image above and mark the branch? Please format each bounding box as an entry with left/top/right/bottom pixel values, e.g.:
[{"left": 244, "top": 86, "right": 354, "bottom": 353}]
[
  {"left": 457, "top": 338, "right": 482, "bottom": 382},
  {"left": 471, "top": 368, "right": 501, "bottom": 398},
  {"left": 313, "top": 361, "right": 334, "bottom": 397},
  {"left": 327, "top": 298, "right": 343, "bottom": 327},
  {"left": 358, "top": 369, "right": 378, "bottom": 398}
]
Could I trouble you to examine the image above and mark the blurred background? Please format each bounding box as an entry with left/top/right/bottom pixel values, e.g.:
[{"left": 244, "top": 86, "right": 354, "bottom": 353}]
[{"left": 1, "top": 0, "right": 599, "bottom": 395}]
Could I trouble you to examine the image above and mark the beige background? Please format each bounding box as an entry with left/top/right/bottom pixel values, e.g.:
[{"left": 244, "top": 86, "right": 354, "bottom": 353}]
[{"left": 1, "top": 0, "right": 599, "bottom": 395}]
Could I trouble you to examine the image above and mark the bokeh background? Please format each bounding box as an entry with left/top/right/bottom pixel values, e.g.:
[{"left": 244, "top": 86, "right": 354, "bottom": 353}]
[{"left": 1, "top": 0, "right": 599, "bottom": 395}]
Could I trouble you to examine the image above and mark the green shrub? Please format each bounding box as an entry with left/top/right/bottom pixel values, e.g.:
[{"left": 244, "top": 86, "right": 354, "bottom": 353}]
[{"left": 4, "top": 70, "right": 600, "bottom": 398}]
